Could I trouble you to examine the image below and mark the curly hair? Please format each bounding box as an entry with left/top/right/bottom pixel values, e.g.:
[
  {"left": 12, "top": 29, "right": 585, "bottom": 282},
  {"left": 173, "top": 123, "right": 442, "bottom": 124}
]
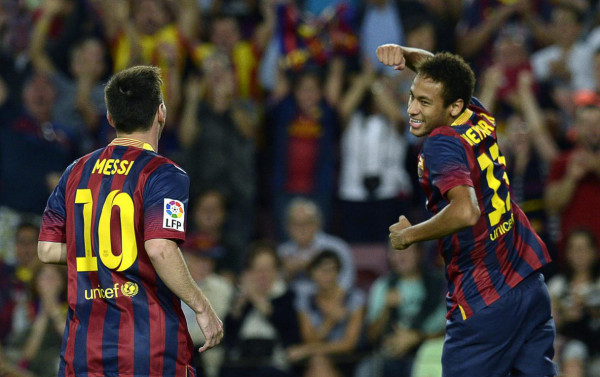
[{"left": 415, "top": 52, "right": 476, "bottom": 110}]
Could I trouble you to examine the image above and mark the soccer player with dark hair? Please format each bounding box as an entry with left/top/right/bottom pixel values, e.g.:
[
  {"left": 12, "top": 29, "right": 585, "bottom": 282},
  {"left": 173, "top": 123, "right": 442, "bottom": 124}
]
[
  {"left": 37, "top": 66, "right": 223, "bottom": 377},
  {"left": 378, "top": 44, "right": 557, "bottom": 376}
]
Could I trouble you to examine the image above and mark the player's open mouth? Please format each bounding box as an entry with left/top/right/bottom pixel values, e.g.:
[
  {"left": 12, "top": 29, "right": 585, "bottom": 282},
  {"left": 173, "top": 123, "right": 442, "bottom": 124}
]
[{"left": 410, "top": 118, "right": 424, "bottom": 129}]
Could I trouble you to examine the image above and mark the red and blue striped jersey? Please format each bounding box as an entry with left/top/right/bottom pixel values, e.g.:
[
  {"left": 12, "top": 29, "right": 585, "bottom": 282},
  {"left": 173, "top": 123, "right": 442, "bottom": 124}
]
[
  {"left": 39, "top": 138, "right": 196, "bottom": 377},
  {"left": 419, "top": 99, "right": 552, "bottom": 320}
]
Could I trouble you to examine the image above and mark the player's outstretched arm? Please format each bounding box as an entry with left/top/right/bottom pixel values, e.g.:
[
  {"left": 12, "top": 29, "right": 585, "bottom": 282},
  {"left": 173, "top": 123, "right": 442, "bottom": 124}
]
[
  {"left": 389, "top": 185, "right": 480, "bottom": 250},
  {"left": 146, "top": 238, "right": 224, "bottom": 352},
  {"left": 376, "top": 44, "right": 434, "bottom": 73},
  {"left": 38, "top": 241, "right": 67, "bottom": 265}
]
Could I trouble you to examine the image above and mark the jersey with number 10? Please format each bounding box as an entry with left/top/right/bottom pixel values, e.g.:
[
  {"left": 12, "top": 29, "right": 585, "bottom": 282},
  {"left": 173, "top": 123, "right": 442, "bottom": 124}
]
[
  {"left": 419, "top": 99, "right": 552, "bottom": 320},
  {"left": 39, "top": 138, "right": 195, "bottom": 377}
]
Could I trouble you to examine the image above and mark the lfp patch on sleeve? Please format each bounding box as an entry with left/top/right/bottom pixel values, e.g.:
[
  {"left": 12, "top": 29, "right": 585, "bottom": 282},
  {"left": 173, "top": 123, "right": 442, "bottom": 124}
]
[{"left": 163, "top": 199, "right": 185, "bottom": 232}]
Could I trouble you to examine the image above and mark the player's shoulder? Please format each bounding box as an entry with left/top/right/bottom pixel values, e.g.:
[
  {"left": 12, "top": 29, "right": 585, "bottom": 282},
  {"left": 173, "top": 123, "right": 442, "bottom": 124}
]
[
  {"left": 142, "top": 150, "right": 187, "bottom": 173},
  {"left": 425, "top": 127, "right": 465, "bottom": 149},
  {"left": 145, "top": 153, "right": 189, "bottom": 182},
  {"left": 68, "top": 148, "right": 105, "bottom": 175}
]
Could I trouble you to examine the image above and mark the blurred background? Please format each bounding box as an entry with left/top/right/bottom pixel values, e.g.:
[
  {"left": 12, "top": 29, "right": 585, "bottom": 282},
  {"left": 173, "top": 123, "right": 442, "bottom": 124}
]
[{"left": 1, "top": 0, "right": 600, "bottom": 376}]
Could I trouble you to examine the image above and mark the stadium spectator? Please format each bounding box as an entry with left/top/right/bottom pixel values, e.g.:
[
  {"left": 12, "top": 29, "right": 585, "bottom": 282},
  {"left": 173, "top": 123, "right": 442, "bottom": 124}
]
[
  {"left": 183, "top": 190, "right": 236, "bottom": 277},
  {"left": 12, "top": 222, "right": 43, "bottom": 287},
  {"left": 181, "top": 245, "right": 234, "bottom": 377},
  {"left": 403, "top": 14, "right": 437, "bottom": 53},
  {"left": 355, "top": 243, "right": 445, "bottom": 377},
  {"left": 477, "top": 30, "right": 533, "bottom": 116},
  {"left": 268, "top": 61, "right": 343, "bottom": 237},
  {"left": 179, "top": 53, "right": 258, "bottom": 271},
  {"left": 545, "top": 103, "right": 600, "bottom": 255},
  {"left": 29, "top": 0, "right": 109, "bottom": 152},
  {"left": 337, "top": 60, "right": 411, "bottom": 243},
  {"left": 187, "top": 0, "right": 276, "bottom": 101},
  {"left": 0, "top": 257, "right": 14, "bottom": 343},
  {"left": 547, "top": 228, "right": 600, "bottom": 376},
  {"left": 358, "top": 0, "right": 404, "bottom": 69},
  {"left": 287, "top": 250, "right": 365, "bottom": 377},
  {"left": 530, "top": 4, "right": 595, "bottom": 92},
  {"left": 98, "top": 0, "right": 188, "bottom": 117},
  {"left": 9, "top": 264, "right": 66, "bottom": 377},
  {"left": 0, "top": 72, "right": 76, "bottom": 220},
  {"left": 221, "top": 242, "right": 300, "bottom": 377},
  {"left": 0, "top": 344, "right": 34, "bottom": 377},
  {"left": 277, "top": 198, "right": 355, "bottom": 294},
  {"left": 0, "top": 223, "right": 41, "bottom": 341},
  {"left": 399, "top": 0, "right": 461, "bottom": 53},
  {"left": 455, "top": 0, "right": 553, "bottom": 74},
  {"left": 3, "top": 223, "right": 56, "bottom": 375},
  {"left": 1, "top": 224, "right": 45, "bottom": 346}
]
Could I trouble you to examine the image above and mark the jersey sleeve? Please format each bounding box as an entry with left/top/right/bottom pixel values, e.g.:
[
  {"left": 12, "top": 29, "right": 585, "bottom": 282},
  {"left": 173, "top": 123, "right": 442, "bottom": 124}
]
[
  {"left": 39, "top": 161, "right": 76, "bottom": 242},
  {"left": 143, "top": 163, "right": 190, "bottom": 243},
  {"left": 424, "top": 134, "right": 473, "bottom": 196}
]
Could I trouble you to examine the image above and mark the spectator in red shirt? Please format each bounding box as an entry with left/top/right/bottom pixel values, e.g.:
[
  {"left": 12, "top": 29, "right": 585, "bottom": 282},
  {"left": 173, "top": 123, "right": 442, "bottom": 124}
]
[{"left": 545, "top": 103, "right": 600, "bottom": 260}]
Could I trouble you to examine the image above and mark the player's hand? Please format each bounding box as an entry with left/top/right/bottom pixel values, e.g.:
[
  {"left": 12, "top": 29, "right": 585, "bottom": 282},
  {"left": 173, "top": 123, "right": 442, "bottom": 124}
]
[
  {"left": 389, "top": 215, "right": 412, "bottom": 250},
  {"left": 196, "top": 304, "right": 224, "bottom": 353},
  {"left": 376, "top": 44, "right": 406, "bottom": 71}
]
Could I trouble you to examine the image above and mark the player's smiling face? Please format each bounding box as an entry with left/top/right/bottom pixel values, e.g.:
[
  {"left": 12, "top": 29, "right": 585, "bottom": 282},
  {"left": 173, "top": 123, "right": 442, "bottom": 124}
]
[{"left": 407, "top": 74, "right": 460, "bottom": 137}]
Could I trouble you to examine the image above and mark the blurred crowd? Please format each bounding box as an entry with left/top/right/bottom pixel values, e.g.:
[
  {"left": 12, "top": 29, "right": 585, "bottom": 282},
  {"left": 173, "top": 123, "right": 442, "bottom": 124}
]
[{"left": 1, "top": 0, "right": 600, "bottom": 376}]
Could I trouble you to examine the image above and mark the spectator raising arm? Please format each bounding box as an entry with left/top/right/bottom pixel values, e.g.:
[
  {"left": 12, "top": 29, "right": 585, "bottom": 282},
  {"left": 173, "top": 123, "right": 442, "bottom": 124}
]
[
  {"left": 29, "top": 0, "right": 64, "bottom": 75},
  {"left": 544, "top": 151, "right": 592, "bottom": 214},
  {"left": 477, "top": 65, "right": 504, "bottom": 112},
  {"left": 338, "top": 60, "right": 404, "bottom": 126},
  {"left": 338, "top": 60, "right": 377, "bottom": 123},
  {"left": 516, "top": 71, "right": 559, "bottom": 164},
  {"left": 253, "top": 0, "right": 278, "bottom": 53},
  {"left": 178, "top": 0, "right": 201, "bottom": 44},
  {"left": 99, "top": 0, "right": 143, "bottom": 67},
  {"left": 178, "top": 75, "right": 205, "bottom": 149},
  {"left": 456, "top": 3, "right": 517, "bottom": 59}
]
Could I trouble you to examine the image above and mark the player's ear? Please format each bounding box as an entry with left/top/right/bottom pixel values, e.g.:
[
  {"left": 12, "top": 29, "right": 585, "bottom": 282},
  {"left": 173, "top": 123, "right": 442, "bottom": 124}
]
[
  {"left": 449, "top": 99, "right": 464, "bottom": 117},
  {"left": 107, "top": 111, "right": 116, "bottom": 129},
  {"left": 158, "top": 103, "right": 167, "bottom": 123}
]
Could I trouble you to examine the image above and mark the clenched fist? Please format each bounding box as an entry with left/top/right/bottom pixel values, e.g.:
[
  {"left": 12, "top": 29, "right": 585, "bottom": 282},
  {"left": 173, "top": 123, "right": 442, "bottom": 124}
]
[
  {"left": 376, "top": 44, "right": 406, "bottom": 70},
  {"left": 389, "top": 215, "right": 413, "bottom": 250}
]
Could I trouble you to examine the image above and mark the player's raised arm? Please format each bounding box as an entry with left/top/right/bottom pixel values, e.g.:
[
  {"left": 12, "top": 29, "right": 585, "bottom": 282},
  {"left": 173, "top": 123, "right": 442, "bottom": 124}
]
[
  {"left": 376, "top": 44, "right": 434, "bottom": 72},
  {"left": 146, "top": 238, "right": 224, "bottom": 352}
]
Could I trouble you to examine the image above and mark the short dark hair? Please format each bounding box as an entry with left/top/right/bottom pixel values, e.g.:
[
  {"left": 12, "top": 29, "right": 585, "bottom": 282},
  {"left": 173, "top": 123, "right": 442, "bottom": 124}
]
[
  {"left": 244, "top": 240, "right": 282, "bottom": 270},
  {"left": 308, "top": 249, "right": 341, "bottom": 273},
  {"left": 415, "top": 52, "right": 475, "bottom": 110},
  {"left": 105, "top": 66, "right": 163, "bottom": 133},
  {"left": 16, "top": 221, "right": 39, "bottom": 235}
]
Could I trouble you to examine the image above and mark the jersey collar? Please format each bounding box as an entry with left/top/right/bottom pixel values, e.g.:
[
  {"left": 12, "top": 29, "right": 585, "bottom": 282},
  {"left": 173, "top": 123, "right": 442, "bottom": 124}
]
[
  {"left": 451, "top": 108, "right": 473, "bottom": 126},
  {"left": 109, "top": 137, "right": 155, "bottom": 152}
]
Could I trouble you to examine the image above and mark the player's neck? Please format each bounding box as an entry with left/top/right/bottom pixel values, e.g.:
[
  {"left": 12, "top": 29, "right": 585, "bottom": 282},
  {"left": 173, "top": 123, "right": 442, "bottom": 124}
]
[{"left": 115, "top": 130, "right": 159, "bottom": 152}]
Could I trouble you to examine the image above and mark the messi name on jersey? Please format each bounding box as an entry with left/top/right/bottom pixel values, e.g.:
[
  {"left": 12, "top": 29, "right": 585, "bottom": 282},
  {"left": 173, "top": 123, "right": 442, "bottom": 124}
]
[{"left": 91, "top": 158, "right": 134, "bottom": 175}]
